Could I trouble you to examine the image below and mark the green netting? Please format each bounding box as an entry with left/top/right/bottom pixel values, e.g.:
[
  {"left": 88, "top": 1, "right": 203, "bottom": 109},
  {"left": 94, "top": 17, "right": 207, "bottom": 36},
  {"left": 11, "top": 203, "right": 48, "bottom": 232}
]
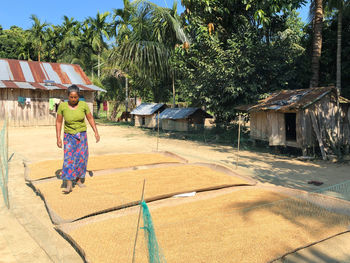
[
  {"left": 141, "top": 200, "right": 166, "bottom": 263},
  {"left": 316, "top": 180, "right": 350, "bottom": 202},
  {"left": 0, "top": 119, "right": 9, "bottom": 208}
]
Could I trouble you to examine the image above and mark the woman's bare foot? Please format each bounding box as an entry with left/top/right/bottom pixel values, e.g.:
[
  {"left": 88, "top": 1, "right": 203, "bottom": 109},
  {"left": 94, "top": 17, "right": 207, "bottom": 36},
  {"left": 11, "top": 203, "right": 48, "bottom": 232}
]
[
  {"left": 76, "top": 178, "right": 86, "bottom": 188},
  {"left": 63, "top": 180, "right": 73, "bottom": 194}
]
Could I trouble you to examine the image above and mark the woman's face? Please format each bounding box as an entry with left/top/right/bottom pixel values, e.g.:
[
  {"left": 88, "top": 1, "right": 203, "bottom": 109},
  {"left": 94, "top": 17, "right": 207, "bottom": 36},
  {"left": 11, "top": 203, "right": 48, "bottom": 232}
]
[{"left": 68, "top": 91, "right": 79, "bottom": 105}]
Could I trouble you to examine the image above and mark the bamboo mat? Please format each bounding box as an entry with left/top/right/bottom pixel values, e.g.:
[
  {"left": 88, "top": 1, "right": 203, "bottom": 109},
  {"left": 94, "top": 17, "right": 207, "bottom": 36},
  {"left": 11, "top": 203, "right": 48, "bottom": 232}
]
[
  {"left": 61, "top": 188, "right": 350, "bottom": 263},
  {"left": 25, "top": 152, "right": 184, "bottom": 181},
  {"left": 33, "top": 164, "right": 252, "bottom": 224}
]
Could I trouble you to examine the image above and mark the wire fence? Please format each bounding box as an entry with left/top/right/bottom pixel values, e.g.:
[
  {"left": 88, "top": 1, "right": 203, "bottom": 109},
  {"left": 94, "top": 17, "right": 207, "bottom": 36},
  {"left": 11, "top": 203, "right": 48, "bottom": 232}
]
[{"left": 0, "top": 117, "right": 9, "bottom": 208}]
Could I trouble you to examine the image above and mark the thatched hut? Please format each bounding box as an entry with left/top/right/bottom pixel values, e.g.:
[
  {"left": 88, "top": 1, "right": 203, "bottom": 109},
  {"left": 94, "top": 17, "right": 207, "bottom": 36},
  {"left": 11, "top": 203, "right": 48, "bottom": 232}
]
[
  {"left": 0, "top": 59, "right": 104, "bottom": 126},
  {"left": 131, "top": 103, "right": 167, "bottom": 128},
  {"left": 159, "top": 108, "right": 213, "bottom": 132},
  {"left": 238, "top": 86, "right": 350, "bottom": 158}
]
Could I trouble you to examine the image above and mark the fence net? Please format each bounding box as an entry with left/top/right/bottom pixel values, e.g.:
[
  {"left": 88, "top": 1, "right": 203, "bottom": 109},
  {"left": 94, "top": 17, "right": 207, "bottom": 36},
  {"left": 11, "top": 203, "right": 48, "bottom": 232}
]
[
  {"left": 141, "top": 200, "right": 166, "bottom": 263},
  {"left": 317, "top": 180, "right": 350, "bottom": 202},
  {"left": 0, "top": 118, "right": 9, "bottom": 208}
]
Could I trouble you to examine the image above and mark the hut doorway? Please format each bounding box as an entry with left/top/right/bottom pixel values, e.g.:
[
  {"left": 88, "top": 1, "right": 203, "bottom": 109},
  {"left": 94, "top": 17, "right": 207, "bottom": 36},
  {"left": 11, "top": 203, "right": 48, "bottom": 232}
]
[{"left": 285, "top": 113, "right": 296, "bottom": 141}]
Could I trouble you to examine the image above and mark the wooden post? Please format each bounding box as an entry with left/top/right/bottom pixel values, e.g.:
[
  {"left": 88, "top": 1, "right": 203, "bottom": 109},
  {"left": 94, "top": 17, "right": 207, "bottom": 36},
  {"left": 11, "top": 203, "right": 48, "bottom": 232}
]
[
  {"left": 236, "top": 115, "right": 241, "bottom": 169},
  {"left": 132, "top": 179, "right": 146, "bottom": 263},
  {"left": 157, "top": 112, "right": 160, "bottom": 151},
  {"left": 5, "top": 115, "right": 9, "bottom": 208},
  {"left": 310, "top": 112, "right": 327, "bottom": 160}
]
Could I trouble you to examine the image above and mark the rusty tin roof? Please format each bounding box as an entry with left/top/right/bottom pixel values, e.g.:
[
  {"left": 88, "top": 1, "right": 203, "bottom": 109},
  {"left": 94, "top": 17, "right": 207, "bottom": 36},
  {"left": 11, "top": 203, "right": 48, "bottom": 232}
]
[
  {"left": 246, "top": 86, "right": 348, "bottom": 112},
  {"left": 0, "top": 58, "right": 104, "bottom": 91}
]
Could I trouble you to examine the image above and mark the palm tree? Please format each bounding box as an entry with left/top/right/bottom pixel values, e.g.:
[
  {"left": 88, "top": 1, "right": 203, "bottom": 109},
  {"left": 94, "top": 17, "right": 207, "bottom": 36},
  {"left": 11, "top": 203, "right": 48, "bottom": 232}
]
[
  {"left": 114, "top": 0, "right": 189, "bottom": 106},
  {"left": 112, "top": 0, "right": 137, "bottom": 112},
  {"left": 87, "top": 12, "right": 111, "bottom": 78},
  {"left": 326, "top": 0, "right": 350, "bottom": 94},
  {"left": 113, "top": 0, "right": 135, "bottom": 43},
  {"left": 59, "top": 16, "right": 80, "bottom": 57},
  {"left": 29, "top": 14, "right": 49, "bottom": 62},
  {"left": 309, "top": 0, "right": 324, "bottom": 88}
]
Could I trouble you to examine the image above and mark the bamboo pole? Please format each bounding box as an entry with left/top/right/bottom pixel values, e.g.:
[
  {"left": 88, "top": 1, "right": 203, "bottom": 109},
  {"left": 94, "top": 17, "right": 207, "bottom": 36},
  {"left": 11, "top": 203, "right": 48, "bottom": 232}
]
[
  {"left": 5, "top": 115, "right": 9, "bottom": 208},
  {"left": 157, "top": 112, "right": 160, "bottom": 151},
  {"left": 132, "top": 179, "right": 146, "bottom": 263},
  {"left": 236, "top": 115, "right": 241, "bottom": 169}
]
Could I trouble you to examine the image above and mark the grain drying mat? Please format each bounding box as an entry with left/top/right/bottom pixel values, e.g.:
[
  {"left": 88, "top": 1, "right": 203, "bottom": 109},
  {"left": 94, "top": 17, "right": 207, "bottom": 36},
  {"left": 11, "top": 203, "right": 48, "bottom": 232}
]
[
  {"left": 33, "top": 163, "right": 254, "bottom": 224},
  {"left": 24, "top": 151, "right": 186, "bottom": 182},
  {"left": 57, "top": 187, "right": 350, "bottom": 263}
]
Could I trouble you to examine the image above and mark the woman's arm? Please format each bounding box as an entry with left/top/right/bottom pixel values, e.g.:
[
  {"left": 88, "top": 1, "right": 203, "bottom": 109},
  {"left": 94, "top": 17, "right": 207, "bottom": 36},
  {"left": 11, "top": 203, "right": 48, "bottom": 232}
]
[
  {"left": 56, "top": 114, "right": 63, "bottom": 148},
  {"left": 86, "top": 112, "right": 100, "bottom": 143}
]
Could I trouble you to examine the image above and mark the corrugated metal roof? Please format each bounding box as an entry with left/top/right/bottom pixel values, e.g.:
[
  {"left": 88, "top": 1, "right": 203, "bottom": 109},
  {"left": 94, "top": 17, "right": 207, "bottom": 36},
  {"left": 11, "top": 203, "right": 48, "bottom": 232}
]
[
  {"left": 0, "top": 58, "right": 104, "bottom": 92},
  {"left": 158, "top": 108, "right": 212, "bottom": 120},
  {"left": 130, "top": 103, "right": 165, "bottom": 115},
  {"left": 247, "top": 86, "right": 339, "bottom": 112}
]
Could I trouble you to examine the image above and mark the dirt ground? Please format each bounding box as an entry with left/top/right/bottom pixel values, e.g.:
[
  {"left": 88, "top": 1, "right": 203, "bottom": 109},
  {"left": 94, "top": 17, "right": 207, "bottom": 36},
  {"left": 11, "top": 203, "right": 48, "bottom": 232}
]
[{"left": 1, "top": 124, "right": 350, "bottom": 262}]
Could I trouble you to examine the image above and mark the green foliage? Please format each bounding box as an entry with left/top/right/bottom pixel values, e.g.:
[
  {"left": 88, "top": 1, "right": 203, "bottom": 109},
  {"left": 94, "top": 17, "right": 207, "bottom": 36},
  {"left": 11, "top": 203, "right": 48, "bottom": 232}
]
[
  {"left": 0, "top": 0, "right": 349, "bottom": 122},
  {"left": 173, "top": 4, "right": 308, "bottom": 122},
  {"left": 318, "top": 10, "right": 350, "bottom": 98},
  {"left": 0, "top": 26, "right": 33, "bottom": 60}
]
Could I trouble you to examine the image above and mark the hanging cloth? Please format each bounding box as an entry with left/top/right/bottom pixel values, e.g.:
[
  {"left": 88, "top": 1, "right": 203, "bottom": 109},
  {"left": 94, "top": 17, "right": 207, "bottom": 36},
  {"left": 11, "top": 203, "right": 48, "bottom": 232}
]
[
  {"left": 103, "top": 101, "right": 108, "bottom": 111},
  {"left": 49, "top": 98, "right": 55, "bottom": 110},
  {"left": 25, "top": 98, "right": 31, "bottom": 105},
  {"left": 18, "top": 96, "right": 26, "bottom": 106}
]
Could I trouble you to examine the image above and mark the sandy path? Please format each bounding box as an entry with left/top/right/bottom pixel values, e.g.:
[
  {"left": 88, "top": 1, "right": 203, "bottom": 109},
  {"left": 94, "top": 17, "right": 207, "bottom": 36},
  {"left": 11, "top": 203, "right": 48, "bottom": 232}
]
[{"left": 2, "top": 124, "right": 350, "bottom": 262}]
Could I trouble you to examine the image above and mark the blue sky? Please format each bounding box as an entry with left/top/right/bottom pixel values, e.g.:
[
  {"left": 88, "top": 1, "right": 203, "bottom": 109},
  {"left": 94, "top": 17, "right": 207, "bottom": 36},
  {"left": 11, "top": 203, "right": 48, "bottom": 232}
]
[{"left": 0, "top": 0, "right": 310, "bottom": 30}]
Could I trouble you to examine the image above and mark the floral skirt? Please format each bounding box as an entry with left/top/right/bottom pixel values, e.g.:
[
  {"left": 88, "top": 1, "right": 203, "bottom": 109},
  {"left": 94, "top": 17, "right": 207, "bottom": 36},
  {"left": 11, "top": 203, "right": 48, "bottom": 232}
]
[{"left": 61, "top": 132, "right": 89, "bottom": 181}]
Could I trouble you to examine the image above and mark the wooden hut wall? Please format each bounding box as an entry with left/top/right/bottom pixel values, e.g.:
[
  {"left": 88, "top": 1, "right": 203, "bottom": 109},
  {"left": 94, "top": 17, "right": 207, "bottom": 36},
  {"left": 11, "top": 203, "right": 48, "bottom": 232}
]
[
  {"left": 134, "top": 115, "right": 143, "bottom": 127},
  {"left": 249, "top": 112, "right": 269, "bottom": 141},
  {"left": 134, "top": 115, "right": 156, "bottom": 128},
  {"left": 0, "top": 89, "right": 94, "bottom": 126},
  {"left": 267, "top": 111, "right": 286, "bottom": 146},
  {"left": 162, "top": 119, "right": 189, "bottom": 132},
  {"left": 296, "top": 109, "right": 314, "bottom": 149}
]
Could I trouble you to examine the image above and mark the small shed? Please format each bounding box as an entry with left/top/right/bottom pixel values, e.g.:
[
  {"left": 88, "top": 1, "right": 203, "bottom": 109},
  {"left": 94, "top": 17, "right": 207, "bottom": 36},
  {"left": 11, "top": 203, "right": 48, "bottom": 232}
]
[
  {"left": 158, "top": 108, "right": 213, "bottom": 132},
  {"left": 131, "top": 103, "right": 167, "bottom": 128},
  {"left": 0, "top": 58, "right": 104, "bottom": 126},
  {"left": 238, "top": 86, "right": 350, "bottom": 157}
]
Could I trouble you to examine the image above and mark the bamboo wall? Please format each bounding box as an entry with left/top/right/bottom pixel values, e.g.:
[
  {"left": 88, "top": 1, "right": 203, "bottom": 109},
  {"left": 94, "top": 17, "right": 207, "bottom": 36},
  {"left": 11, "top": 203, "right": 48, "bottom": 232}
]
[
  {"left": 162, "top": 119, "right": 189, "bottom": 132},
  {"left": 0, "top": 88, "right": 94, "bottom": 127},
  {"left": 134, "top": 115, "right": 157, "bottom": 128}
]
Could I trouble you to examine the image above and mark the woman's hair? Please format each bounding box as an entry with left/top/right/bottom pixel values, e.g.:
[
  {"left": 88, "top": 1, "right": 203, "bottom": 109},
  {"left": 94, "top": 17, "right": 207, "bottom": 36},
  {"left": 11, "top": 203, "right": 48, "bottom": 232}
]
[{"left": 67, "top": 85, "right": 80, "bottom": 96}]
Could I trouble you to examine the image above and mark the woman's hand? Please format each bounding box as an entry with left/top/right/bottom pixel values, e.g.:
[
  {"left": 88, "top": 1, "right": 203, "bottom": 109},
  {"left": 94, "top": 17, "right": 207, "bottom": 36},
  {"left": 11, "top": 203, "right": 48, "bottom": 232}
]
[
  {"left": 95, "top": 133, "right": 100, "bottom": 143},
  {"left": 57, "top": 138, "right": 62, "bottom": 148}
]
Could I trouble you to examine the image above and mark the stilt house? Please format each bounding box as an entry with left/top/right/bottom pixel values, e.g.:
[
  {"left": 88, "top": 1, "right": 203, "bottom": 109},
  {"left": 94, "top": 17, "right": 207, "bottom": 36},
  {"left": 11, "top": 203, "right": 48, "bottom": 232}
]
[
  {"left": 158, "top": 108, "right": 213, "bottom": 132},
  {"left": 239, "top": 86, "right": 350, "bottom": 157},
  {"left": 0, "top": 59, "right": 104, "bottom": 126},
  {"left": 131, "top": 103, "right": 167, "bottom": 128}
]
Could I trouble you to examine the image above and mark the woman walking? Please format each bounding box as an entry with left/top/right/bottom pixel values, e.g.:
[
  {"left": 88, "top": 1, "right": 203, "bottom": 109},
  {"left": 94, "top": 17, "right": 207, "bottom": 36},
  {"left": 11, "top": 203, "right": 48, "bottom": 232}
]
[{"left": 56, "top": 85, "right": 100, "bottom": 194}]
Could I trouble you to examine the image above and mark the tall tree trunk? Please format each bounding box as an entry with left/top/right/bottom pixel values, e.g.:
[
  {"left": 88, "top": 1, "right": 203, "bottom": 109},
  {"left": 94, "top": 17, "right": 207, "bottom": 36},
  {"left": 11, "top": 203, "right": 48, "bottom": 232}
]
[
  {"left": 336, "top": 9, "right": 342, "bottom": 94},
  {"left": 38, "top": 42, "right": 41, "bottom": 62},
  {"left": 335, "top": 9, "right": 343, "bottom": 158},
  {"left": 310, "top": 0, "right": 324, "bottom": 88},
  {"left": 98, "top": 51, "right": 101, "bottom": 79},
  {"left": 125, "top": 76, "right": 129, "bottom": 121},
  {"left": 172, "top": 71, "right": 175, "bottom": 108}
]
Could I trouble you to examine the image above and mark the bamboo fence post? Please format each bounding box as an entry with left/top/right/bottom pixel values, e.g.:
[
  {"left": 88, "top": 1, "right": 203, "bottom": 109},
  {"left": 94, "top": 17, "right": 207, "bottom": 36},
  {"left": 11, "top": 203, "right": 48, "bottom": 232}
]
[
  {"left": 5, "top": 115, "right": 9, "bottom": 208},
  {"left": 132, "top": 179, "right": 146, "bottom": 263},
  {"left": 236, "top": 115, "right": 241, "bottom": 169}
]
